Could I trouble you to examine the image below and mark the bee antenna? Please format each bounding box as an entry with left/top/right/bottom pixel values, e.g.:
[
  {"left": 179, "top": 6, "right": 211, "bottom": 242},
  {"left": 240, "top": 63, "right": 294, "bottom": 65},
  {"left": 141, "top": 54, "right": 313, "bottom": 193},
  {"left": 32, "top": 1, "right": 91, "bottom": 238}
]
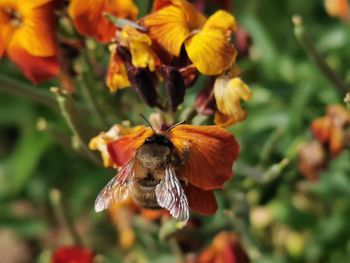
[
  {"left": 164, "top": 121, "right": 186, "bottom": 135},
  {"left": 139, "top": 113, "right": 155, "bottom": 133}
]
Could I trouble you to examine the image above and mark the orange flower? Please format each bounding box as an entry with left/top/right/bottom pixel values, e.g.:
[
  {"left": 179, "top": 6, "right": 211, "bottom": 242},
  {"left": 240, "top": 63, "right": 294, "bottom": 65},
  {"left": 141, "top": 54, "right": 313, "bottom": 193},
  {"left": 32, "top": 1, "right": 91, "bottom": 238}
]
[
  {"left": 102, "top": 124, "right": 239, "bottom": 218},
  {"left": 198, "top": 232, "right": 250, "bottom": 263},
  {"left": 324, "top": 0, "right": 349, "bottom": 19},
  {"left": 214, "top": 66, "right": 252, "bottom": 127},
  {"left": 0, "top": 0, "right": 59, "bottom": 83},
  {"left": 52, "top": 246, "right": 93, "bottom": 263},
  {"left": 69, "top": 0, "right": 138, "bottom": 43},
  {"left": 142, "top": 0, "right": 237, "bottom": 75},
  {"left": 311, "top": 105, "right": 350, "bottom": 156}
]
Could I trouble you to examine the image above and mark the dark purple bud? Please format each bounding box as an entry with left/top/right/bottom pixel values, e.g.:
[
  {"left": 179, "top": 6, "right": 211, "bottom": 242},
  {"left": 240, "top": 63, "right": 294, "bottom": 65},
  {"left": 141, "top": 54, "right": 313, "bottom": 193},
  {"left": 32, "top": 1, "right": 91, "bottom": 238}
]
[
  {"left": 195, "top": 78, "right": 217, "bottom": 115},
  {"left": 236, "top": 27, "right": 252, "bottom": 58},
  {"left": 162, "top": 66, "right": 185, "bottom": 112},
  {"left": 116, "top": 45, "right": 132, "bottom": 69},
  {"left": 127, "top": 67, "right": 159, "bottom": 108}
]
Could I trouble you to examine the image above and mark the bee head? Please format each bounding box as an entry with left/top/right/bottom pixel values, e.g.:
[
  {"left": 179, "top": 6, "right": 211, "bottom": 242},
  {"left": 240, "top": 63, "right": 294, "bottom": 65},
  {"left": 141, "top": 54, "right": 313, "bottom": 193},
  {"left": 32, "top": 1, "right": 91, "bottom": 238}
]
[{"left": 144, "top": 135, "right": 173, "bottom": 147}]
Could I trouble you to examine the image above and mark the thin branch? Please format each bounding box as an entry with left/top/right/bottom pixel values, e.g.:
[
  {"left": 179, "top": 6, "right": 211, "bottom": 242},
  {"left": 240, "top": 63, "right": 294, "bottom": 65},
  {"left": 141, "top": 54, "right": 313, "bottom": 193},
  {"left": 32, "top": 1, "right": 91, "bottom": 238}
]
[{"left": 293, "top": 15, "right": 349, "bottom": 95}]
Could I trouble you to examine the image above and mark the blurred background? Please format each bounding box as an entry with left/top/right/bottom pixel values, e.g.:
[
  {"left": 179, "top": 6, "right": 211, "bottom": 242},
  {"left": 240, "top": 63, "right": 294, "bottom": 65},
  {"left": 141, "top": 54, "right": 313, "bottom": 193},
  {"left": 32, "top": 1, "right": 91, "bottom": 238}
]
[{"left": 0, "top": 0, "right": 349, "bottom": 262}]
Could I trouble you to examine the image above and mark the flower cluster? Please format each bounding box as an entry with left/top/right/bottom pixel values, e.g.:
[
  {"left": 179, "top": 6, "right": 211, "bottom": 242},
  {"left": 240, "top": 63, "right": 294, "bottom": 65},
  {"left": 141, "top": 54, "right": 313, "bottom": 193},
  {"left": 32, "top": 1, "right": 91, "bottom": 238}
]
[
  {"left": 298, "top": 104, "right": 350, "bottom": 181},
  {"left": 1, "top": 0, "right": 252, "bottom": 224}
]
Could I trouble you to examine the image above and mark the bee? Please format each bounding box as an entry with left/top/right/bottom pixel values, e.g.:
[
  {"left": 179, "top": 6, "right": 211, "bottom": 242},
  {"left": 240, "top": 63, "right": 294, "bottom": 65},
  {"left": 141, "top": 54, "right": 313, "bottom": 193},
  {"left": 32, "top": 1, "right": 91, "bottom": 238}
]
[{"left": 94, "top": 119, "right": 190, "bottom": 222}]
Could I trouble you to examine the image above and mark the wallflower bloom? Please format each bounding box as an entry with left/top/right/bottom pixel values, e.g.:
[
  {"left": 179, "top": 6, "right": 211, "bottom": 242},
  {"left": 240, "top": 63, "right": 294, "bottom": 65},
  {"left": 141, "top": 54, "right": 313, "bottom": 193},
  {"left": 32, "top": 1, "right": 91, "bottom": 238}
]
[
  {"left": 311, "top": 105, "right": 350, "bottom": 156},
  {"left": 0, "top": 0, "right": 59, "bottom": 83},
  {"left": 214, "top": 67, "right": 252, "bottom": 127},
  {"left": 198, "top": 232, "right": 250, "bottom": 263},
  {"left": 52, "top": 246, "right": 93, "bottom": 263},
  {"left": 96, "top": 124, "right": 239, "bottom": 219},
  {"left": 142, "top": 0, "right": 237, "bottom": 75},
  {"left": 69, "top": 0, "right": 138, "bottom": 43}
]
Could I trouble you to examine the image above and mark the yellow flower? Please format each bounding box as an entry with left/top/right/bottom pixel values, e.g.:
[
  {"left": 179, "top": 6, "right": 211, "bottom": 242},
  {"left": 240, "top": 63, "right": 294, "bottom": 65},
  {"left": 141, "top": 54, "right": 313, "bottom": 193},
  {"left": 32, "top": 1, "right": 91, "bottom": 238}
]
[
  {"left": 106, "top": 44, "right": 130, "bottom": 92},
  {"left": 214, "top": 67, "right": 252, "bottom": 127},
  {"left": 120, "top": 25, "right": 158, "bottom": 71},
  {"left": 142, "top": 0, "right": 237, "bottom": 75},
  {"left": 89, "top": 124, "right": 144, "bottom": 167}
]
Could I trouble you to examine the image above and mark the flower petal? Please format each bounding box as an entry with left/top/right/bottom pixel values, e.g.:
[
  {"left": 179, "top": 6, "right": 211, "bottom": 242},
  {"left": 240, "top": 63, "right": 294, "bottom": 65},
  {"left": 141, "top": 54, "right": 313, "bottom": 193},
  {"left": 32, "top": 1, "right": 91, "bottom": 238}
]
[
  {"left": 69, "top": 0, "right": 138, "bottom": 43},
  {"left": 121, "top": 25, "right": 158, "bottom": 71},
  {"left": 214, "top": 76, "right": 252, "bottom": 116},
  {"left": 14, "top": 1, "right": 57, "bottom": 57},
  {"left": 185, "top": 29, "right": 237, "bottom": 75},
  {"left": 169, "top": 124, "right": 239, "bottom": 190},
  {"left": 7, "top": 42, "right": 59, "bottom": 83},
  {"left": 106, "top": 46, "right": 131, "bottom": 92},
  {"left": 107, "top": 128, "right": 154, "bottom": 167},
  {"left": 143, "top": 0, "right": 205, "bottom": 56},
  {"left": 202, "top": 10, "right": 237, "bottom": 32},
  {"left": 214, "top": 110, "right": 247, "bottom": 128},
  {"left": 0, "top": 8, "right": 16, "bottom": 56},
  {"left": 184, "top": 184, "right": 217, "bottom": 215}
]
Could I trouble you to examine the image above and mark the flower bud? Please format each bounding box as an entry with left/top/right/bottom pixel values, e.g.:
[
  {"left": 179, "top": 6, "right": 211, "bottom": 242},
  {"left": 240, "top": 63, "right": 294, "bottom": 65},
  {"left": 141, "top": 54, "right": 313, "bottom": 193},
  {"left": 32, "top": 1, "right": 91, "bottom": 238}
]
[
  {"left": 161, "top": 66, "right": 185, "bottom": 112},
  {"left": 127, "top": 67, "right": 159, "bottom": 108}
]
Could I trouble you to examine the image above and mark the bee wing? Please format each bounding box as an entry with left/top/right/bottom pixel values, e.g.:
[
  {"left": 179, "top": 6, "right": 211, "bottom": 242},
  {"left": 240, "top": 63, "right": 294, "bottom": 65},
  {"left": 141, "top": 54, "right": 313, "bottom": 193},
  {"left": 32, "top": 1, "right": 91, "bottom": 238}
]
[
  {"left": 155, "top": 166, "right": 189, "bottom": 222},
  {"left": 94, "top": 160, "right": 134, "bottom": 212}
]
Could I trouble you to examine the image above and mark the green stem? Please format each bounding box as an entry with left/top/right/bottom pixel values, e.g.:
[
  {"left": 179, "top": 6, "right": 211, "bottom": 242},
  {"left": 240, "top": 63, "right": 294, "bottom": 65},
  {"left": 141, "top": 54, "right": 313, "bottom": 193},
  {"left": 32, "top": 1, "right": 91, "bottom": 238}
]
[
  {"left": 50, "top": 189, "right": 83, "bottom": 246},
  {"left": 0, "top": 74, "right": 58, "bottom": 110},
  {"left": 80, "top": 52, "right": 110, "bottom": 129},
  {"left": 293, "top": 15, "right": 349, "bottom": 95},
  {"left": 51, "top": 87, "right": 102, "bottom": 166}
]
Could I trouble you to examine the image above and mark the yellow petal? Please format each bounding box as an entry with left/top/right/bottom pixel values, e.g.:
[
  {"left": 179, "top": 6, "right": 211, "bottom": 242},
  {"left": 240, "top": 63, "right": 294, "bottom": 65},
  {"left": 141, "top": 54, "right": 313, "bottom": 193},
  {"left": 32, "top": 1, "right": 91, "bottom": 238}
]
[
  {"left": 202, "top": 10, "right": 237, "bottom": 32},
  {"left": 142, "top": 0, "right": 205, "bottom": 56},
  {"left": 122, "top": 25, "right": 157, "bottom": 71},
  {"left": 214, "top": 76, "right": 252, "bottom": 116},
  {"left": 185, "top": 29, "right": 237, "bottom": 75}
]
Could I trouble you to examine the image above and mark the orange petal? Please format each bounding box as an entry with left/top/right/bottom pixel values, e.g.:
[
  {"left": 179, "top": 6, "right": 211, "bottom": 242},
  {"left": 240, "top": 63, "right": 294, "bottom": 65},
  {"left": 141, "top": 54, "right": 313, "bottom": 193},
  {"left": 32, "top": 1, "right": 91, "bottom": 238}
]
[
  {"left": 107, "top": 127, "right": 153, "bottom": 167},
  {"left": 184, "top": 184, "right": 217, "bottom": 215},
  {"left": 311, "top": 117, "right": 331, "bottom": 144},
  {"left": 143, "top": 0, "right": 205, "bottom": 56},
  {"left": 69, "top": 0, "right": 138, "bottom": 43},
  {"left": 7, "top": 43, "right": 59, "bottom": 83},
  {"left": 329, "top": 126, "right": 344, "bottom": 156},
  {"left": 169, "top": 124, "right": 239, "bottom": 190},
  {"left": 12, "top": 1, "right": 57, "bottom": 57},
  {"left": 214, "top": 110, "right": 247, "bottom": 128},
  {"left": 106, "top": 45, "right": 130, "bottom": 92}
]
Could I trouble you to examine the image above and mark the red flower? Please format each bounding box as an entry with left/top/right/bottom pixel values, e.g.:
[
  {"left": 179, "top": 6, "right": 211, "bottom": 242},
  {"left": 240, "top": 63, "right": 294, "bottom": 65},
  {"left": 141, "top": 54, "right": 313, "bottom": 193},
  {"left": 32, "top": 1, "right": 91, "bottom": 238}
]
[{"left": 52, "top": 246, "right": 93, "bottom": 263}]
